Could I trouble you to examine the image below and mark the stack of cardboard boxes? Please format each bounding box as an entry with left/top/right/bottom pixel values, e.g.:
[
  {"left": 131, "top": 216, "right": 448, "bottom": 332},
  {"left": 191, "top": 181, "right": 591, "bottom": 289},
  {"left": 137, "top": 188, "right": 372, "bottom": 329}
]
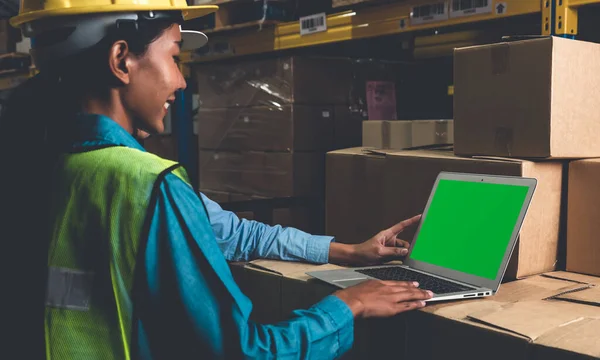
[
  {"left": 192, "top": 56, "right": 409, "bottom": 232},
  {"left": 231, "top": 36, "right": 600, "bottom": 359}
]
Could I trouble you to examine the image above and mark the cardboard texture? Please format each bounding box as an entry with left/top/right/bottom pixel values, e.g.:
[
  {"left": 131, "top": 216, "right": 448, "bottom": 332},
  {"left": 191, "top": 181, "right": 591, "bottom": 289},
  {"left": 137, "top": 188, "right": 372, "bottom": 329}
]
[
  {"left": 194, "top": 57, "right": 356, "bottom": 108},
  {"left": 454, "top": 36, "right": 600, "bottom": 158},
  {"left": 567, "top": 159, "right": 600, "bottom": 276},
  {"left": 406, "top": 272, "right": 600, "bottom": 360},
  {"left": 362, "top": 120, "right": 453, "bottom": 150},
  {"left": 199, "top": 151, "right": 324, "bottom": 198},
  {"left": 197, "top": 105, "right": 335, "bottom": 152},
  {"left": 326, "top": 148, "right": 564, "bottom": 279}
]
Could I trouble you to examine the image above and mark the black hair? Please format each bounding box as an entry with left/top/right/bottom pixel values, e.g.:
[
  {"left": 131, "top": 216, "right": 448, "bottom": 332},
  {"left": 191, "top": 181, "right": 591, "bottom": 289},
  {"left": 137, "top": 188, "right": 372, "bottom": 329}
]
[{"left": 0, "top": 14, "right": 178, "bottom": 358}]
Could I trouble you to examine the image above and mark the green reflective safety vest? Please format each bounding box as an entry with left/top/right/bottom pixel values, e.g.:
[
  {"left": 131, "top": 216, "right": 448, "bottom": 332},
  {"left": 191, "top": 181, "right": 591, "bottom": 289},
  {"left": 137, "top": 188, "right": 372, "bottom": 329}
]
[{"left": 45, "top": 146, "right": 189, "bottom": 360}]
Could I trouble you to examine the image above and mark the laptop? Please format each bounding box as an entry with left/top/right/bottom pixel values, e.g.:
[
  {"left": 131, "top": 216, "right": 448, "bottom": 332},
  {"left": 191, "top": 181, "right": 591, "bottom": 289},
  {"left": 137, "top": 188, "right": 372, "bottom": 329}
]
[{"left": 308, "top": 172, "right": 537, "bottom": 302}]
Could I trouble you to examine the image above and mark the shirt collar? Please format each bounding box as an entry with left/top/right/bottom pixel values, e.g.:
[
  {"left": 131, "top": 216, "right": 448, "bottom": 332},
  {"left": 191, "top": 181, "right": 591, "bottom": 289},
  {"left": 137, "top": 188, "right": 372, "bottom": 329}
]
[{"left": 71, "top": 113, "right": 146, "bottom": 152}]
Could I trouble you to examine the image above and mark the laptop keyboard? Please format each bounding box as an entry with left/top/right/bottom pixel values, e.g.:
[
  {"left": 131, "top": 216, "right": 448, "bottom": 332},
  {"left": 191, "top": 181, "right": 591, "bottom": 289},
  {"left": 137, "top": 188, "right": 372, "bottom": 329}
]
[{"left": 356, "top": 267, "right": 474, "bottom": 294}]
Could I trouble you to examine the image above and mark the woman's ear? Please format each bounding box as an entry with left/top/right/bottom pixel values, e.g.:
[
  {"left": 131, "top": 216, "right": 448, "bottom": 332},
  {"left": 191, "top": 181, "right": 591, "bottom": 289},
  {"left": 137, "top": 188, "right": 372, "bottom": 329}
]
[{"left": 108, "top": 40, "right": 134, "bottom": 85}]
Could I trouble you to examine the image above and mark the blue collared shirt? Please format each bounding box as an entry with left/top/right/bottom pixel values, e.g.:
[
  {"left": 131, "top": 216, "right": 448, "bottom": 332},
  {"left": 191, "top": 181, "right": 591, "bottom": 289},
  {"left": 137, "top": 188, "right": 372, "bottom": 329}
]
[{"left": 71, "top": 114, "right": 355, "bottom": 359}]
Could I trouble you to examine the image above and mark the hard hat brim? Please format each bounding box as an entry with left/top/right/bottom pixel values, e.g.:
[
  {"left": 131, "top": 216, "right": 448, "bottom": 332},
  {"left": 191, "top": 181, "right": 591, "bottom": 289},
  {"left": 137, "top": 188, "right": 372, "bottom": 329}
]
[
  {"left": 10, "top": 5, "right": 218, "bottom": 27},
  {"left": 181, "top": 29, "right": 208, "bottom": 50}
]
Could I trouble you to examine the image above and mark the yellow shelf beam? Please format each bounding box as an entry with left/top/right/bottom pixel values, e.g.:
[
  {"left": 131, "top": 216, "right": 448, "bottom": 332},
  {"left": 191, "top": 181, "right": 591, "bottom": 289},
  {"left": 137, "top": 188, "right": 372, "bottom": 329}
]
[
  {"left": 184, "top": 0, "right": 542, "bottom": 63},
  {"left": 554, "top": 0, "right": 600, "bottom": 35},
  {"left": 566, "top": 0, "right": 600, "bottom": 6}
]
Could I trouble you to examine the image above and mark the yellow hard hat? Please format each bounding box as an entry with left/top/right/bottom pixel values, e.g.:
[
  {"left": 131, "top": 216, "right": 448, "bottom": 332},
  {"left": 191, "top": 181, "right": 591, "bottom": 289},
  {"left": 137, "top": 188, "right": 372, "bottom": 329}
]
[{"left": 10, "top": 0, "right": 218, "bottom": 27}]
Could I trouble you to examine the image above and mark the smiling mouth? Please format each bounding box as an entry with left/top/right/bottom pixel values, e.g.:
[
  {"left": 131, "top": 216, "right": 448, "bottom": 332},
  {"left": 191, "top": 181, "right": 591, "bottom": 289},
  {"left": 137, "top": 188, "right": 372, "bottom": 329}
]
[{"left": 164, "top": 98, "right": 175, "bottom": 111}]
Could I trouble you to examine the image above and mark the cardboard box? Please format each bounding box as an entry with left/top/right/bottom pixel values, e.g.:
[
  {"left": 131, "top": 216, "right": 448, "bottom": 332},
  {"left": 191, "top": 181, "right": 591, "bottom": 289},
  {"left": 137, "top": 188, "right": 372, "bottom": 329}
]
[
  {"left": 232, "top": 260, "right": 342, "bottom": 323},
  {"left": 194, "top": 57, "right": 355, "bottom": 108},
  {"left": 406, "top": 271, "right": 600, "bottom": 360},
  {"left": 362, "top": 120, "right": 453, "bottom": 150},
  {"left": 362, "top": 120, "right": 412, "bottom": 149},
  {"left": 199, "top": 151, "right": 324, "bottom": 198},
  {"left": 411, "top": 119, "right": 454, "bottom": 148},
  {"left": 567, "top": 159, "right": 600, "bottom": 276},
  {"left": 326, "top": 148, "right": 564, "bottom": 279},
  {"left": 326, "top": 148, "right": 388, "bottom": 245},
  {"left": 201, "top": 189, "right": 267, "bottom": 203},
  {"left": 236, "top": 203, "right": 324, "bottom": 234},
  {"left": 233, "top": 260, "right": 409, "bottom": 359},
  {"left": 232, "top": 260, "right": 600, "bottom": 360},
  {"left": 454, "top": 37, "right": 600, "bottom": 158},
  {"left": 197, "top": 105, "right": 334, "bottom": 151}
]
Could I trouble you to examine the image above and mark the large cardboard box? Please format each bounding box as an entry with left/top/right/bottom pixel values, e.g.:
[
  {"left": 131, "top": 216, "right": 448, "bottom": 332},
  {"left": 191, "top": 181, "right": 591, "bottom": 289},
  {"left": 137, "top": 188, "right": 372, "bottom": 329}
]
[
  {"left": 197, "top": 105, "right": 334, "bottom": 152},
  {"left": 232, "top": 260, "right": 600, "bottom": 360},
  {"left": 326, "top": 148, "right": 564, "bottom": 279},
  {"left": 194, "top": 57, "right": 355, "bottom": 108},
  {"left": 199, "top": 151, "right": 324, "bottom": 198},
  {"left": 230, "top": 260, "right": 342, "bottom": 323},
  {"left": 454, "top": 37, "right": 600, "bottom": 158},
  {"left": 406, "top": 271, "right": 600, "bottom": 360},
  {"left": 233, "top": 260, "right": 410, "bottom": 359},
  {"left": 567, "top": 159, "right": 600, "bottom": 276},
  {"left": 326, "top": 148, "right": 388, "bottom": 245}
]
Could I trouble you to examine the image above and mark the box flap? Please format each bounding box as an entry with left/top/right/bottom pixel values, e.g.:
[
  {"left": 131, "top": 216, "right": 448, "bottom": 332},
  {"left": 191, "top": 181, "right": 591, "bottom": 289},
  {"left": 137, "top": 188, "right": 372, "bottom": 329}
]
[
  {"left": 247, "top": 260, "right": 345, "bottom": 281},
  {"left": 432, "top": 300, "right": 505, "bottom": 320},
  {"left": 542, "top": 271, "right": 600, "bottom": 285},
  {"left": 554, "top": 286, "right": 600, "bottom": 306},
  {"left": 467, "top": 300, "right": 600, "bottom": 340},
  {"left": 327, "top": 147, "right": 366, "bottom": 156},
  {"left": 472, "top": 155, "right": 530, "bottom": 164},
  {"left": 534, "top": 318, "right": 600, "bottom": 358},
  {"left": 492, "top": 274, "right": 591, "bottom": 303}
]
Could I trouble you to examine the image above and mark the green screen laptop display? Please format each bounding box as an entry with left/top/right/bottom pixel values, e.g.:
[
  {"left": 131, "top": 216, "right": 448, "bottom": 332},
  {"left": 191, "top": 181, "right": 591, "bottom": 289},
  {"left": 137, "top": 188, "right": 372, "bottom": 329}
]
[{"left": 409, "top": 179, "right": 529, "bottom": 280}]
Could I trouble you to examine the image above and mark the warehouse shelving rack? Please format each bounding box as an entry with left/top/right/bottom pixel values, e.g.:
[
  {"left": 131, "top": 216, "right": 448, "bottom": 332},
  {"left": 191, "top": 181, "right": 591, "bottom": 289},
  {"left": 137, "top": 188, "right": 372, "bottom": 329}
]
[
  {"left": 174, "top": 0, "right": 600, "bottom": 173},
  {"left": 180, "top": 0, "right": 600, "bottom": 64}
]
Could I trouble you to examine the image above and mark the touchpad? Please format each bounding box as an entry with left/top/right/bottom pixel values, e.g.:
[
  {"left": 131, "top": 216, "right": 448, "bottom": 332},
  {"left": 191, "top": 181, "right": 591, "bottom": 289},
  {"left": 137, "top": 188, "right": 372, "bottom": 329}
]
[{"left": 335, "top": 278, "right": 369, "bottom": 288}]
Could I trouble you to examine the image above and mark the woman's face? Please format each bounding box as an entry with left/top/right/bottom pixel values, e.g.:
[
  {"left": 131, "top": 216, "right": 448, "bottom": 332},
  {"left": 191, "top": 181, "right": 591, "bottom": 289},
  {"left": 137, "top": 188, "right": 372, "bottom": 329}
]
[{"left": 123, "top": 23, "right": 186, "bottom": 135}]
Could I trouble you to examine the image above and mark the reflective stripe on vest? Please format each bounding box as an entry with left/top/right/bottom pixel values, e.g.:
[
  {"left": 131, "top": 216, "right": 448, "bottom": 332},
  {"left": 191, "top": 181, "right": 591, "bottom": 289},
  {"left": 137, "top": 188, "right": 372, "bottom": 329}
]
[{"left": 45, "top": 146, "right": 190, "bottom": 360}]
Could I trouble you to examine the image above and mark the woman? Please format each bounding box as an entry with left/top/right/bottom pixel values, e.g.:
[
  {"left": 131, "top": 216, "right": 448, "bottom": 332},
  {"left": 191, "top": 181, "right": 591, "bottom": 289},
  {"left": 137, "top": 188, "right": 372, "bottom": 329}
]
[{"left": 2, "top": 2, "right": 432, "bottom": 359}]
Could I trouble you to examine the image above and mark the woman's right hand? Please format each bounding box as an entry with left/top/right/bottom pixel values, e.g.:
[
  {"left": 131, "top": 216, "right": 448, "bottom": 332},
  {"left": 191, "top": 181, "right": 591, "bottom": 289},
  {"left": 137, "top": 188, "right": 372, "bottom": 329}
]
[{"left": 333, "top": 280, "right": 433, "bottom": 318}]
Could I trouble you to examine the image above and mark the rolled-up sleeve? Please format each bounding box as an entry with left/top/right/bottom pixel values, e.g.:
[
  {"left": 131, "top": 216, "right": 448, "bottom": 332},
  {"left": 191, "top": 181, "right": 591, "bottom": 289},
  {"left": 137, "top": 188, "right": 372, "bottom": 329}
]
[
  {"left": 133, "top": 175, "right": 354, "bottom": 359},
  {"left": 201, "top": 193, "right": 334, "bottom": 264}
]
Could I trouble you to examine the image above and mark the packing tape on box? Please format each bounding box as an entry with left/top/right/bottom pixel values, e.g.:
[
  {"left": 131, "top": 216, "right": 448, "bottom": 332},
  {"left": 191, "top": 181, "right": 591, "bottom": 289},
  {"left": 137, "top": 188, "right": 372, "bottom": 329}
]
[{"left": 491, "top": 43, "right": 510, "bottom": 75}]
